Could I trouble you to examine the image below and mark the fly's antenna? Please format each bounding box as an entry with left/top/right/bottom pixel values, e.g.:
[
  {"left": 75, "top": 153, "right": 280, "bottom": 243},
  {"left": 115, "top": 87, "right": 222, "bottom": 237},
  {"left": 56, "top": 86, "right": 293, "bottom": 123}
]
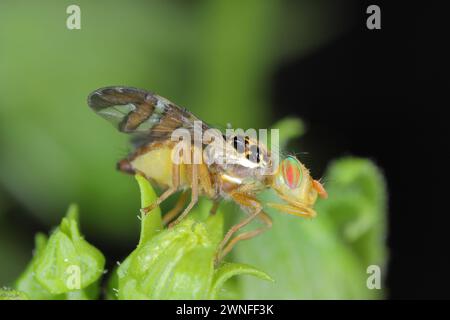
[{"left": 316, "top": 175, "right": 335, "bottom": 186}]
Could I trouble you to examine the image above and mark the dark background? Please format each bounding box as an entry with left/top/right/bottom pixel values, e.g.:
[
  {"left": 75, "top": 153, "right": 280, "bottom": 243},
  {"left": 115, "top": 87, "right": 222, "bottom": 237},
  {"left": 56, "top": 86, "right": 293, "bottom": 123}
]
[{"left": 273, "top": 1, "right": 449, "bottom": 299}]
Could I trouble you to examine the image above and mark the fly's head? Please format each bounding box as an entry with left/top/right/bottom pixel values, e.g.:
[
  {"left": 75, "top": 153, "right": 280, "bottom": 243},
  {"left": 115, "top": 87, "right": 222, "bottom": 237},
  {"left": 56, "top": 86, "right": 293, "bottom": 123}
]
[{"left": 267, "top": 156, "right": 327, "bottom": 218}]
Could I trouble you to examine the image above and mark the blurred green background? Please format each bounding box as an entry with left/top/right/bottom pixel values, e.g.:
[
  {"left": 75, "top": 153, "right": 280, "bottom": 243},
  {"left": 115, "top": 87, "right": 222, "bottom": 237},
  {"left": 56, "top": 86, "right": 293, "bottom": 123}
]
[{"left": 0, "top": 0, "right": 386, "bottom": 299}]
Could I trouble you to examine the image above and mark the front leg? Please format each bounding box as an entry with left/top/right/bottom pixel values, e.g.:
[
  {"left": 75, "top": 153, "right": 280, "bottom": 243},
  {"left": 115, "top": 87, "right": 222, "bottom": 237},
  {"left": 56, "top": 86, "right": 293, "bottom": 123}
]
[
  {"left": 209, "top": 199, "right": 221, "bottom": 215},
  {"left": 215, "top": 192, "right": 272, "bottom": 264},
  {"left": 216, "top": 210, "right": 272, "bottom": 264}
]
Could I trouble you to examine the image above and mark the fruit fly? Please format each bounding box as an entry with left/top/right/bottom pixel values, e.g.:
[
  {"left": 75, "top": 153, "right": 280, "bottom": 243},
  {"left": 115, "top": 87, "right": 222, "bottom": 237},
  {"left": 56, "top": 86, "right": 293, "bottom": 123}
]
[{"left": 88, "top": 86, "right": 327, "bottom": 262}]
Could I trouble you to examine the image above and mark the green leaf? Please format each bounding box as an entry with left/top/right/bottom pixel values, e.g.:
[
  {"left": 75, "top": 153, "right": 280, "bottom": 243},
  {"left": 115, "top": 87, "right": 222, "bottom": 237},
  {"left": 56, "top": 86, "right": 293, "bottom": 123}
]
[
  {"left": 315, "top": 157, "right": 387, "bottom": 272},
  {"left": 15, "top": 233, "right": 57, "bottom": 300},
  {"left": 271, "top": 117, "right": 305, "bottom": 150},
  {"left": 65, "top": 281, "right": 101, "bottom": 300},
  {"left": 105, "top": 266, "right": 119, "bottom": 300},
  {"left": 135, "top": 174, "right": 163, "bottom": 247},
  {"left": 115, "top": 177, "right": 270, "bottom": 300},
  {"left": 15, "top": 205, "right": 105, "bottom": 299},
  {"left": 33, "top": 205, "right": 105, "bottom": 294},
  {"left": 235, "top": 157, "right": 387, "bottom": 299},
  {"left": 117, "top": 218, "right": 215, "bottom": 299},
  {"left": 210, "top": 262, "right": 273, "bottom": 299},
  {"left": 0, "top": 287, "right": 29, "bottom": 300}
]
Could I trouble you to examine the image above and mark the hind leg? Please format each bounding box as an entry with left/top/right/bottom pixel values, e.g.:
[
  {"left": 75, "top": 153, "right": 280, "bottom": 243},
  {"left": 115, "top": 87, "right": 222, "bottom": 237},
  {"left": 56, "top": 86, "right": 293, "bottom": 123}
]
[
  {"left": 168, "top": 164, "right": 199, "bottom": 228},
  {"left": 162, "top": 190, "right": 189, "bottom": 225},
  {"left": 141, "top": 163, "right": 180, "bottom": 215},
  {"left": 168, "top": 162, "right": 216, "bottom": 227}
]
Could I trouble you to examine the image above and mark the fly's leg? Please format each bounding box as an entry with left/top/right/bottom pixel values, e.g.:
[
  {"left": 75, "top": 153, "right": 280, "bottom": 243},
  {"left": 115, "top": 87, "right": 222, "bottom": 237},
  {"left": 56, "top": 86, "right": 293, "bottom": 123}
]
[
  {"left": 167, "top": 162, "right": 215, "bottom": 226},
  {"left": 216, "top": 211, "right": 272, "bottom": 264},
  {"left": 266, "top": 202, "right": 316, "bottom": 218},
  {"left": 209, "top": 200, "right": 221, "bottom": 215},
  {"left": 196, "top": 163, "right": 219, "bottom": 215},
  {"left": 221, "top": 192, "right": 262, "bottom": 247},
  {"left": 268, "top": 193, "right": 317, "bottom": 218},
  {"left": 168, "top": 164, "right": 198, "bottom": 228},
  {"left": 215, "top": 192, "right": 272, "bottom": 264},
  {"left": 198, "top": 162, "right": 214, "bottom": 197},
  {"left": 162, "top": 190, "right": 188, "bottom": 225},
  {"left": 141, "top": 163, "right": 180, "bottom": 215}
]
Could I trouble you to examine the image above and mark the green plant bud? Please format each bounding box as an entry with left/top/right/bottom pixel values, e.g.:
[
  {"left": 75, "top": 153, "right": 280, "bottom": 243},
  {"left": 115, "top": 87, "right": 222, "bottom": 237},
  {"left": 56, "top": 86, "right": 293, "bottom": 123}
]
[
  {"left": 0, "top": 287, "right": 29, "bottom": 300},
  {"left": 111, "top": 175, "right": 272, "bottom": 300},
  {"left": 15, "top": 205, "right": 105, "bottom": 299}
]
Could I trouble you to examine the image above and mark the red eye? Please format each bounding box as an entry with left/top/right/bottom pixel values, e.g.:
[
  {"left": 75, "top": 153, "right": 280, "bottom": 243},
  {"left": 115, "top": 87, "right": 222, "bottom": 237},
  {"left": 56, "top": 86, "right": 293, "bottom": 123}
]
[{"left": 282, "top": 157, "right": 302, "bottom": 189}]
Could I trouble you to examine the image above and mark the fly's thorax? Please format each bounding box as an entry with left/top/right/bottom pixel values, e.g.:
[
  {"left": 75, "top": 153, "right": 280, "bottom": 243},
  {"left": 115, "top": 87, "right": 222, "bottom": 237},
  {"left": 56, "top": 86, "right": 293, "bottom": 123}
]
[
  {"left": 205, "top": 134, "right": 272, "bottom": 196},
  {"left": 218, "top": 171, "right": 267, "bottom": 195},
  {"left": 210, "top": 134, "right": 270, "bottom": 173}
]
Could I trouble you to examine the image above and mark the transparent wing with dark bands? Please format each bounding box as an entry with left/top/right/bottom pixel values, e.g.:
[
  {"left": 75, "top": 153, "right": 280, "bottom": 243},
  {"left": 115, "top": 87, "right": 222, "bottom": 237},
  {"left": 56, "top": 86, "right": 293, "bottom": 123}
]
[{"left": 87, "top": 86, "right": 205, "bottom": 143}]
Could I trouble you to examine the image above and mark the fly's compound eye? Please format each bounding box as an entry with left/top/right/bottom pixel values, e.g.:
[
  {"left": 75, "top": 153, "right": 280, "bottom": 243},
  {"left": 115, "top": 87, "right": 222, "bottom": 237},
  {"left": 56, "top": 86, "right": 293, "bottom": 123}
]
[
  {"left": 231, "top": 135, "right": 261, "bottom": 163},
  {"left": 281, "top": 156, "right": 303, "bottom": 189},
  {"left": 246, "top": 144, "right": 261, "bottom": 163},
  {"left": 232, "top": 135, "right": 246, "bottom": 153}
]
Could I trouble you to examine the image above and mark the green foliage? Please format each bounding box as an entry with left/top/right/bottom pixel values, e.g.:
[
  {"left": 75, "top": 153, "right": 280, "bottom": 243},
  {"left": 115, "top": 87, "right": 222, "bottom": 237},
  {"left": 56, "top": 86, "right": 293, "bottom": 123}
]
[
  {"left": 0, "top": 288, "right": 29, "bottom": 300},
  {"left": 270, "top": 118, "right": 305, "bottom": 151},
  {"left": 215, "top": 117, "right": 388, "bottom": 299},
  {"left": 7, "top": 118, "right": 387, "bottom": 300},
  {"left": 7, "top": 160, "right": 387, "bottom": 299},
  {"left": 0, "top": 1, "right": 387, "bottom": 300},
  {"left": 11, "top": 176, "right": 271, "bottom": 300},
  {"left": 0, "top": 0, "right": 348, "bottom": 251},
  {"left": 233, "top": 157, "right": 387, "bottom": 299},
  {"left": 14, "top": 205, "right": 105, "bottom": 299},
  {"left": 316, "top": 158, "right": 387, "bottom": 271},
  {"left": 112, "top": 175, "right": 272, "bottom": 300}
]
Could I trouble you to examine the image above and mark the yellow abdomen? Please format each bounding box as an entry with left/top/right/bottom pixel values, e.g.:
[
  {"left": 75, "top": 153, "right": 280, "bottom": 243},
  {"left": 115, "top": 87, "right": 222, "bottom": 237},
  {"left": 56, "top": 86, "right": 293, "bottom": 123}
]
[{"left": 130, "top": 146, "right": 187, "bottom": 188}]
